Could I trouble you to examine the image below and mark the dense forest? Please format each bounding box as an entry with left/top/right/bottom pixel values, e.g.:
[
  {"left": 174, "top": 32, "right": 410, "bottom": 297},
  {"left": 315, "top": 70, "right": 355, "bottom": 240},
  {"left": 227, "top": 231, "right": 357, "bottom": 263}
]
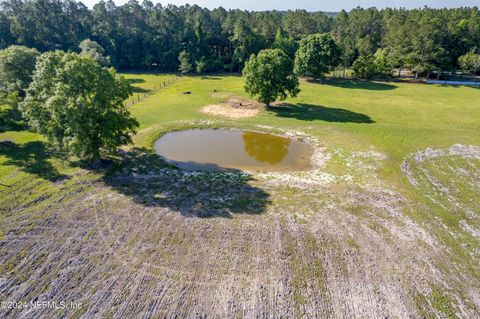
[{"left": 0, "top": 0, "right": 479, "bottom": 75}]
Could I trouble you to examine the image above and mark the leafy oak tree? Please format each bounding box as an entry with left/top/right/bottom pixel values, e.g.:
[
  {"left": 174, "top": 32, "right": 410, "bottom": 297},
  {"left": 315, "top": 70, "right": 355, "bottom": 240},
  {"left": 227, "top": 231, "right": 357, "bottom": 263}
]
[
  {"left": 20, "top": 51, "right": 138, "bottom": 167},
  {"left": 294, "top": 33, "right": 341, "bottom": 79},
  {"left": 243, "top": 48, "right": 299, "bottom": 108},
  {"left": 0, "top": 45, "right": 39, "bottom": 93},
  {"left": 458, "top": 50, "right": 480, "bottom": 72}
]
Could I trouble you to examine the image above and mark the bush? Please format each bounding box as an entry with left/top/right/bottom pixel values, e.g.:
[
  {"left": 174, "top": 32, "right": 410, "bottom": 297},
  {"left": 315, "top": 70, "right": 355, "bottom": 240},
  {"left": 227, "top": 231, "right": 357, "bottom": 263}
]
[
  {"left": 195, "top": 57, "right": 207, "bottom": 74},
  {"left": 373, "top": 48, "right": 393, "bottom": 77},
  {"left": 352, "top": 56, "right": 377, "bottom": 79},
  {"left": 178, "top": 50, "right": 192, "bottom": 74},
  {"left": 458, "top": 50, "right": 480, "bottom": 73},
  {"left": 353, "top": 50, "right": 393, "bottom": 79}
]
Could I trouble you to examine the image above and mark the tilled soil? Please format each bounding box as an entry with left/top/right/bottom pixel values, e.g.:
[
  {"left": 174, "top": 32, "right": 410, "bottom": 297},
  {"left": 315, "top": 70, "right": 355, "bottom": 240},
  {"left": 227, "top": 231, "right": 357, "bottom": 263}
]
[{"left": 0, "top": 144, "right": 479, "bottom": 318}]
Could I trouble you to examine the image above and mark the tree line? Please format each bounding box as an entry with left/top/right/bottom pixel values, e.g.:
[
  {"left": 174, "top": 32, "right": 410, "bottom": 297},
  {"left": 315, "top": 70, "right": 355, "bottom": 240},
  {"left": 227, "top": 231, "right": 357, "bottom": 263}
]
[{"left": 0, "top": 0, "right": 479, "bottom": 76}]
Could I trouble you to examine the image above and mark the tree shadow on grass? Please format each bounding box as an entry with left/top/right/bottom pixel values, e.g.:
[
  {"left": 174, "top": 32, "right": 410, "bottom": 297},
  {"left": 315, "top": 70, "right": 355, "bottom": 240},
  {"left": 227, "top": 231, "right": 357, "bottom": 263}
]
[
  {"left": 436, "top": 84, "right": 480, "bottom": 89},
  {"left": 126, "top": 78, "right": 151, "bottom": 93},
  {"left": 104, "top": 148, "right": 271, "bottom": 218},
  {"left": 0, "top": 106, "right": 28, "bottom": 133},
  {"left": 309, "top": 78, "right": 398, "bottom": 91},
  {"left": 270, "top": 103, "right": 375, "bottom": 123},
  {"left": 131, "top": 87, "right": 150, "bottom": 94},
  {"left": 201, "top": 76, "right": 222, "bottom": 80},
  {"left": 126, "top": 78, "right": 145, "bottom": 84},
  {"left": 0, "top": 141, "right": 69, "bottom": 182}
]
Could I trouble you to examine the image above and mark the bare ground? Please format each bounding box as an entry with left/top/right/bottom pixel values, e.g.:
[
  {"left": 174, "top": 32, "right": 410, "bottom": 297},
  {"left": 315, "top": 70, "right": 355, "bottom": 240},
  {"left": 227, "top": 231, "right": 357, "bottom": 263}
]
[
  {"left": 0, "top": 140, "right": 479, "bottom": 318},
  {"left": 201, "top": 95, "right": 262, "bottom": 119}
]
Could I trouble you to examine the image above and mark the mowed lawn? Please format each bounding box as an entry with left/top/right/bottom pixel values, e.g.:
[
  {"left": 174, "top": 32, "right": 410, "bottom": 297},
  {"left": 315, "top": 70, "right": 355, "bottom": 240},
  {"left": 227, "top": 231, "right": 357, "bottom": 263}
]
[{"left": 0, "top": 74, "right": 479, "bottom": 318}]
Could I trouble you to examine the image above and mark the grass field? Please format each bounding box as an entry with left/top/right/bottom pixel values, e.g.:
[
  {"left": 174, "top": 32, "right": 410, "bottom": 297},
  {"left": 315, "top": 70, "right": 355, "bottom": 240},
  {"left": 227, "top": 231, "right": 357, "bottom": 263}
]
[{"left": 0, "top": 74, "right": 479, "bottom": 318}]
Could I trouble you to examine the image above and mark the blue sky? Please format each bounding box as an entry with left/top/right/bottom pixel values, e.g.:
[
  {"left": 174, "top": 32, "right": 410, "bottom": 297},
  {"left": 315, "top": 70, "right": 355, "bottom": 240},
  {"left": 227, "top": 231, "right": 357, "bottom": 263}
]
[{"left": 82, "top": 0, "right": 480, "bottom": 10}]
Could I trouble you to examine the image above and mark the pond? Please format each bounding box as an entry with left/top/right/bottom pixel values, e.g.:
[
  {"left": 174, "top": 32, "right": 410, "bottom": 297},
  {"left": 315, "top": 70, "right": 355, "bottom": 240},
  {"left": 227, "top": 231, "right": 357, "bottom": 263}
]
[{"left": 154, "top": 129, "right": 314, "bottom": 172}]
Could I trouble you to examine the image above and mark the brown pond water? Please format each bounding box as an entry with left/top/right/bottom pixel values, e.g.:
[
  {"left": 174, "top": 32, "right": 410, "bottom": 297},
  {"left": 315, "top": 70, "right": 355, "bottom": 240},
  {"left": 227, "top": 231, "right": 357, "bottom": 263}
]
[{"left": 154, "top": 129, "right": 314, "bottom": 172}]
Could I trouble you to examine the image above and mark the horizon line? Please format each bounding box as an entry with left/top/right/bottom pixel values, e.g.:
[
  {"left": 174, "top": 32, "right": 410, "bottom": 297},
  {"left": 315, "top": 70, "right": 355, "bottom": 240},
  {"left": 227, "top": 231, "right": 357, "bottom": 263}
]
[{"left": 79, "top": 1, "right": 480, "bottom": 11}]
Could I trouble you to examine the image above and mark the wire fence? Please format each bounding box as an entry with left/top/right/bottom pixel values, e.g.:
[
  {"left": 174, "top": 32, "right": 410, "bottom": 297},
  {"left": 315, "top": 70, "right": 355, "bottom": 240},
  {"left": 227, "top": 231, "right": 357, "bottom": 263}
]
[{"left": 124, "top": 76, "right": 177, "bottom": 108}]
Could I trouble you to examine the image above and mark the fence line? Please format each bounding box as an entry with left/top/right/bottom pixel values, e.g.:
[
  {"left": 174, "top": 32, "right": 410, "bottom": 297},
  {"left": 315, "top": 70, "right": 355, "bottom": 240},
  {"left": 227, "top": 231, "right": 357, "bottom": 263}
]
[{"left": 124, "top": 76, "right": 177, "bottom": 108}]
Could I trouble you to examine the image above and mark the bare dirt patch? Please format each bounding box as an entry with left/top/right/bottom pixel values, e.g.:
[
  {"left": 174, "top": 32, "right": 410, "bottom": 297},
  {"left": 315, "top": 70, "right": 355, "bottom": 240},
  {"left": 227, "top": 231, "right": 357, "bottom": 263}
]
[{"left": 202, "top": 95, "right": 262, "bottom": 119}]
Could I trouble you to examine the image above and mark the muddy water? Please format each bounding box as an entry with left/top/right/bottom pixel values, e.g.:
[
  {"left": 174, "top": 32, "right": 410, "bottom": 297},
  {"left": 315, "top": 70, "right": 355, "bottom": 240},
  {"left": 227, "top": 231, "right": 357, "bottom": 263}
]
[{"left": 154, "top": 129, "right": 313, "bottom": 172}]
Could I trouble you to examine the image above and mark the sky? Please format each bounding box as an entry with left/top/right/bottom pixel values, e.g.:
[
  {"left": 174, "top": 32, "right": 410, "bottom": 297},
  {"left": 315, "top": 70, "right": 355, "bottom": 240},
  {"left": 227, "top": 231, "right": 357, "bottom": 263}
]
[{"left": 81, "top": 0, "right": 480, "bottom": 10}]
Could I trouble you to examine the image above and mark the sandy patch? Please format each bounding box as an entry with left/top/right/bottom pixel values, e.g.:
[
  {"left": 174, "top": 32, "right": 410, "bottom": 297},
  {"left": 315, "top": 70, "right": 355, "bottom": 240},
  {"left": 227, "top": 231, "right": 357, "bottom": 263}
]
[
  {"left": 401, "top": 144, "right": 480, "bottom": 187},
  {"left": 401, "top": 144, "right": 480, "bottom": 219},
  {"left": 202, "top": 95, "right": 262, "bottom": 119}
]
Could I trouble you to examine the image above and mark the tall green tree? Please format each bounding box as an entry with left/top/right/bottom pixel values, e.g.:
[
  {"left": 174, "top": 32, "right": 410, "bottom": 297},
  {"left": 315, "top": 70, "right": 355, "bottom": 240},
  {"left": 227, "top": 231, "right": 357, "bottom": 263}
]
[
  {"left": 352, "top": 55, "right": 377, "bottom": 79},
  {"left": 91, "top": 1, "right": 119, "bottom": 66},
  {"left": 348, "top": 7, "right": 383, "bottom": 57},
  {"left": 195, "top": 56, "right": 207, "bottom": 74},
  {"left": 231, "top": 18, "right": 264, "bottom": 71},
  {"left": 294, "top": 33, "right": 341, "bottom": 79},
  {"left": 178, "top": 50, "right": 192, "bottom": 74},
  {"left": 272, "top": 28, "right": 298, "bottom": 60},
  {"left": 352, "top": 49, "right": 392, "bottom": 79},
  {"left": 114, "top": 0, "right": 149, "bottom": 68},
  {"left": 2, "top": 0, "right": 91, "bottom": 51},
  {"left": 0, "top": 11, "right": 13, "bottom": 49},
  {"left": 283, "top": 10, "right": 318, "bottom": 39},
  {"left": 20, "top": 51, "right": 138, "bottom": 166},
  {"left": 373, "top": 48, "right": 393, "bottom": 77},
  {"left": 243, "top": 48, "right": 299, "bottom": 107},
  {"left": 406, "top": 12, "right": 446, "bottom": 78},
  {"left": 383, "top": 9, "right": 410, "bottom": 76},
  {"left": 333, "top": 10, "right": 356, "bottom": 77},
  {"left": 0, "top": 45, "right": 39, "bottom": 93},
  {"left": 458, "top": 50, "right": 480, "bottom": 72},
  {"left": 79, "top": 39, "right": 111, "bottom": 66}
]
